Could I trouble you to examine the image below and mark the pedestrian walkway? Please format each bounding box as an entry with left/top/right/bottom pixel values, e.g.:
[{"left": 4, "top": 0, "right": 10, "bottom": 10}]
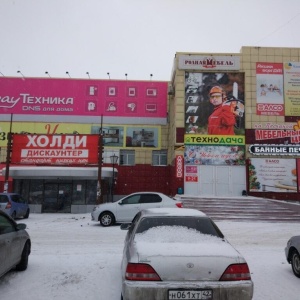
[{"left": 177, "top": 195, "right": 300, "bottom": 222}]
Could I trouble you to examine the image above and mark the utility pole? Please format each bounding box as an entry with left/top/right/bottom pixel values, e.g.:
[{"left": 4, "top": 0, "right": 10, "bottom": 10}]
[
  {"left": 96, "top": 116, "right": 104, "bottom": 204},
  {"left": 4, "top": 114, "right": 13, "bottom": 193}
]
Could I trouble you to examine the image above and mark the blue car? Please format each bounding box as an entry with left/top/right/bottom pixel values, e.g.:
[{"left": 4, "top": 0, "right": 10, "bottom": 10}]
[{"left": 0, "top": 193, "right": 30, "bottom": 219}]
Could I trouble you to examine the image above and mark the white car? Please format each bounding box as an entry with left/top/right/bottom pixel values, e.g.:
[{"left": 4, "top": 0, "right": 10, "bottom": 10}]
[
  {"left": 120, "top": 208, "right": 254, "bottom": 300},
  {"left": 91, "top": 192, "right": 183, "bottom": 227}
]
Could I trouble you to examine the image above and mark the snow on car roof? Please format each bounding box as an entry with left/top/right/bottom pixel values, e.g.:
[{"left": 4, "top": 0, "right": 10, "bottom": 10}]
[{"left": 141, "top": 207, "right": 207, "bottom": 217}]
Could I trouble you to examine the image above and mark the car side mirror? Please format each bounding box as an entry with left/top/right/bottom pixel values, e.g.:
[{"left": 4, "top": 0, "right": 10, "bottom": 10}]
[
  {"left": 118, "top": 201, "right": 123, "bottom": 205},
  {"left": 120, "top": 223, "right": 131, "bottom": 230},
  {"left": 17, "top": 223, "right": 27, "bottom": 230}
]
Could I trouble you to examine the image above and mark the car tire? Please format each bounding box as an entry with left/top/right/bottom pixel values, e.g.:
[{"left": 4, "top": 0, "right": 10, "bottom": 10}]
[
  {"left": 11, "top": 211, "right": 16, "bottom": 220},
  {"left": 99, "top": 212, "right": 115, "bottom": 227},
  {"left": 16, "top": 241, "right": 30, "bottom": 271},
  {"left": 24, "top": 209, "right": 30, "bottom": 219},
  {"left": 291, "top": 250, "right": 300, "bottom": 278}
]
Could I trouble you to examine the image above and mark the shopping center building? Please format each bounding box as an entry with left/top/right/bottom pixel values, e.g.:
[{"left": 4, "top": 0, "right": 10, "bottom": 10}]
[{"left": 1, "top": 46, "right": 300, "bottom": 212}]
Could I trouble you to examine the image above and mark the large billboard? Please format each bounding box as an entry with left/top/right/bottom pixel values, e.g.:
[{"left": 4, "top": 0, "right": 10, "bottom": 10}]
[
  {"left": 184, "top": 72, "right": 245, "bottom": 166},
  {"left": 0, "top": 77, "right": 168, "bottom": 124},
  {"left": 184, "top": 72, "right": 245, "bottom": 135}
]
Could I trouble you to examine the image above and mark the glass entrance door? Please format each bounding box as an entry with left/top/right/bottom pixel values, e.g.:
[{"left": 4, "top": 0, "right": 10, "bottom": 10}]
[{"left": 43, "top": 183, "right": 72, "bottom": 213}]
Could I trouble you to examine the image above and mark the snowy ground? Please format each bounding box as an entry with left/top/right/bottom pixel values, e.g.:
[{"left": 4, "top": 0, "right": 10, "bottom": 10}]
[{"left": 0, "top": 213, "right": 300, "bottom": 300}]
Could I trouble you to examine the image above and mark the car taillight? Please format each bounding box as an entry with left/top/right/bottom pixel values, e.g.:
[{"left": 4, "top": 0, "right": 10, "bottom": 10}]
[
  {"left": 125, "top": 263, "right": 161, "bottom": 281},
  {"left": 220, "top": 263, "right": 251, "bottom": 281},
  {"left": 175, "top": 202, "right": 183, "bottom": 208},
  {"left": 5, "top": 201, "right": 12, "bottom": 209}
]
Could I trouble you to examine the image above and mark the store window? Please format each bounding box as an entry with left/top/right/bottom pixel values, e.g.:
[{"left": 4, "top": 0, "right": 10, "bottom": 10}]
[
  {"left": 72, "top": 181, "right": 86, "bottom": 205},
  {"left": 152, "top": 150, "right": 167, "bottom": 166},
  {"left": 120, "top": 150, "right": 135, "bottom": 165},
  {"left": 86, "top": 181, "right": 97, "bottom": 204}
]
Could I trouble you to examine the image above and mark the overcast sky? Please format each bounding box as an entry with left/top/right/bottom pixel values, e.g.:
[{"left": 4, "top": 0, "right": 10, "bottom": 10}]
[{"left": 0, "top": 0, "right": 299, "bottom": 81}]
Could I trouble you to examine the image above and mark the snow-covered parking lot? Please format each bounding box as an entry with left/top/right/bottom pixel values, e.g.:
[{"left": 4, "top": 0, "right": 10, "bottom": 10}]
[{"left": 0, "top": 213, "right": 300, "bottom": 300}]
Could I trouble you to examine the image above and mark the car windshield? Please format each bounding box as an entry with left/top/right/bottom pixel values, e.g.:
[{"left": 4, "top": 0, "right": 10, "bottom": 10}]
[{"left": 135, "top": 216, "right": 224, "bottom": 238}]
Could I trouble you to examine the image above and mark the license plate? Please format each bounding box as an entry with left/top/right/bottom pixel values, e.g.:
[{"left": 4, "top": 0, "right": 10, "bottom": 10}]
[{"left": 168, "top": 289, "right": 213, "bottom": 300}]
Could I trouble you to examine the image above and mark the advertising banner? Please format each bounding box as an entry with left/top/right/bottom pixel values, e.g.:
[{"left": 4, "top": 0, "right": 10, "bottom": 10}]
[
  {"left": 0, "top": 77, "right": 167, "bottom": 123},
  {"left": 256, "top": 62, "right": 284, "bottom": 116},
  {"left": 248, "top": 158, "right": 297, "bottom": 192},
  {"left": 11, "top": 134, "right": 99, "bottom": 165},
  {"left": 184, "top": 145, "right": 245, "bottom": 166},
  {"left": 284, "top": 62, "right": 300, "bottom": 116},
  {"left": 184, "top": 72, "right": 245, "bottom": 136}
]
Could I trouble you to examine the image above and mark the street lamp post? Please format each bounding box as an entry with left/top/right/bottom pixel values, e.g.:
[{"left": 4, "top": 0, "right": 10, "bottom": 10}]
[
  {"left": 110, "top": 154, "right": 118, "bottom": 202},
  {"left": 96, "top": 133, "right": 104, "bottom": 204}
]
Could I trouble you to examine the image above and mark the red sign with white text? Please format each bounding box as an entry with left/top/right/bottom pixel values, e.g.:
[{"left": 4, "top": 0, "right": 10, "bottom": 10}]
[{"left": 11, "top": 134, "right": 99, "bottom": 165}]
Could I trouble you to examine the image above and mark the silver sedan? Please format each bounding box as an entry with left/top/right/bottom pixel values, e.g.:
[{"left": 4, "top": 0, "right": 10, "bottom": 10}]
[
  {"left": 285, "top": 235, "right": 300, "bottom": 278},
  {"left": 120, "top": 208, "right": 253, "bottom": 300},
  {"left": 0, "top": 210, "right": 31, "bottom": 278}
]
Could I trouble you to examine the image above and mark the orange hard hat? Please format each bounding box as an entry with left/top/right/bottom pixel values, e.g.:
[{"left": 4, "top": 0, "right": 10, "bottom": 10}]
[{"left": 209, "top": 86, "right": 224, "bottom": 95}]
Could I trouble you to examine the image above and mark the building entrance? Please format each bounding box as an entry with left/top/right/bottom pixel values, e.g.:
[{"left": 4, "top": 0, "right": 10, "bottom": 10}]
[{"left": 43, "top": 182, "right": 72, "bottom": 213}]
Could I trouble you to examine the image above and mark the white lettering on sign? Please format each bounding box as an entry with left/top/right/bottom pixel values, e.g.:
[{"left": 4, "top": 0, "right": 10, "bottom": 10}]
[
  {"left": 257, "top": 104, "right": 283, "bottom": 112},
  {"left": 26, "top": 135, "right": 87, "bottom": 149},
  {"left": 21, "top": 94, "right": 73, "bottom": 105},
  {"left": 0, "top": 93, "right": 74, "bottom": 109}
]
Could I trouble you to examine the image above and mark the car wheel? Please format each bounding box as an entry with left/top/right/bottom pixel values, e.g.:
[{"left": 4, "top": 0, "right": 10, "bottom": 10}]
[
  {"left": 16, "top": 241, "right": 30, "bottom": 271},
  {"left": 24, "top": 209, "right": 30, "bottom": 219},
  {"left": 291, "top": 250, "right": 300, "bottom": 278},
  {"left": 11, "top": 211, "right": 16, "bottom": 220},
  {"left": 99, "top": 212, "right": 115, "bottom": 227}
]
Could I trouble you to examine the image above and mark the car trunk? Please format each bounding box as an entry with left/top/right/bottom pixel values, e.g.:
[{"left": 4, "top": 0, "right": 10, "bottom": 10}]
[{"left": 135, "top": 240, "right": 243, "bottom": 281}]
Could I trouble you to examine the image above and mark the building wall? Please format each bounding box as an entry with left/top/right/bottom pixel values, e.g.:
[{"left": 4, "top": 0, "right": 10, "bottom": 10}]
[{"left": 170, "top": 47, "right": 300, "bottom": 201}]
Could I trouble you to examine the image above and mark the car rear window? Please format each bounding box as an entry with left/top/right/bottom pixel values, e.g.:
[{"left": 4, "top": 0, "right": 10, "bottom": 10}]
[
  {"left": 136, "top": 216, "right": 224, "bottom": 238},
  {"left": 0, "top": 195, "right": 9, "bottom": 203}
]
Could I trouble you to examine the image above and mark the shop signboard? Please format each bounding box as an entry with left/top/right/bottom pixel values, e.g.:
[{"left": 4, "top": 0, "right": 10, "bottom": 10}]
[
  {"left": 0, "top": 77, "right": 167, "bottom": 124},
  {"left": 178, "top": 55, "right": 240, "bottom": 70},
  {"left": 10, "top": 134, "right": 99, "bottom": 165}
]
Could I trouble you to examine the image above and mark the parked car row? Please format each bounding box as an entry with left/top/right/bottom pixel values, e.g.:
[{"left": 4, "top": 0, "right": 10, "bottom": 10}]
[
  {"left": 1, "top": 189, "right": 298, "bottom": 300},
  {"left": 0, "top": 193, "right": 30, "bottom": 219}
]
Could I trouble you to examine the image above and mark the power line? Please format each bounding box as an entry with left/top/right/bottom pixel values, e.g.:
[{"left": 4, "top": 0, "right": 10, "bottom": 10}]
[{"left": 256, "top": 12, "right": 300, "bottom": 44}]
